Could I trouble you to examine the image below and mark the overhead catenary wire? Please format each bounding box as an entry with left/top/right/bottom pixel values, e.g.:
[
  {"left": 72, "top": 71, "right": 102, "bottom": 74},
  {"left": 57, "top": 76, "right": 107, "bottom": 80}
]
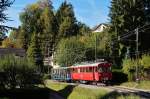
[{"left": 119, "top": 24, "right": 150, "bottom": 39}]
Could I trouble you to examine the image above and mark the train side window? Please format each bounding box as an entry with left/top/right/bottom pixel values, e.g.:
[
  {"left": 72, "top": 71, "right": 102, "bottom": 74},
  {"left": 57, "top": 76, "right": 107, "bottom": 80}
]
[
  {"left": 86, "top": 67, "right": 88, "bottom": 72},
  {"left": 72, "top": 68, "right": 74, "bottom": 72},
  {"left": 82, "top": 67, "right": 84, "bottom": 72},
  {"left": 74, "top": 68, "right": 76, "bottom": 72},
  {"left": 89, "top": 67, "right": 93, "bottom": 72},
  {"left": 79, "top": 67, "right": 82, "bottom": 72},
  {"left": 73, "top": 68, "right": 76, "bottom": 73},
  {"left": 74, "top": 68, "right": 77, "bottom": 73},
  {"left": 78, "top": 68, "right": 80, "bottom": 73},
  {"left": 75, "top": 68, "right": 77, "bottom": 72},
  {"left": 80, "top": 68, "right": 82, "bottom": 72},
  {"left": 86, "top": 67, "right": 90, "bottom": 72},
  {"left": 82, "top": 68, "right": 84, "bottom": 72}
]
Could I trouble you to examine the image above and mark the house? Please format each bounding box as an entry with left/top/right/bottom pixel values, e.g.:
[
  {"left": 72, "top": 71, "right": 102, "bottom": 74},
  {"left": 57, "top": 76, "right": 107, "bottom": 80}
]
[
  {"left": 92, "top": 23, "right": 109, "bottom": 33},
  {"left": 0, "top": 48, "right": 26, "bottom": 57},
  {"left": 43, "top": 50, "right": 60, "bottom": 69}
]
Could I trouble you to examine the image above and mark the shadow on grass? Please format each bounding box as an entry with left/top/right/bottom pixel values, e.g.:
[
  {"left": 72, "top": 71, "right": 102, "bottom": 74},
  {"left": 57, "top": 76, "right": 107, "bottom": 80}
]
[
  {"left": 100, "top": 91, "right": 125, "bottom": 99},
  {"left": 111, "top": 71, "right": 128, "bottom": 85},
  {"left": 58, "top": 85, "right": 76, "bottom": 99},
  {"left": 100, "top": 90, "right": 150, "bottom": 99},
  {"left": 0, "top": 86, "right": 62, "bottom": 99}
]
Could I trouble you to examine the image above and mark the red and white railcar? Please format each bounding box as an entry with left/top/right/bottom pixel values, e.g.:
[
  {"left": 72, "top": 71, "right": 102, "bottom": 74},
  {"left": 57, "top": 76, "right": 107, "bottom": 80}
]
[{"left": 70, "top": 62, "right": 112, "bottom": 83}]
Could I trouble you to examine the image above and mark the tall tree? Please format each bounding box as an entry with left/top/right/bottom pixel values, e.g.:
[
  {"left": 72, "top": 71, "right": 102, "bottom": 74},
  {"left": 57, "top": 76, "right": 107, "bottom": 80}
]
[
  {"left": 109, "top": 0, "right": 146, "bottom": 60},
  {"left": 77, "top": 22, "right": 91, "bottom": 35},
  {"left": 19, "top": 0, "right": 58, "bottom": 55},
  {"left": 110, "top": 0, "right": 145, "bottom": 35},
  {"left": 19, "top": 3, "right": 42, "bottom": 50},
  {"left": 39, "top": 3, "right": 58, "bottom": 56},
  {"left": 54, "top": 37, "right": 86, "bottom": 67},
  {"left": 0, "top": 0, "right": 14, "bottom": 32},
  {"left": 56, "top": 1, "right": 78, "bottom": 39},
  {"left": 0, "top": 0, "right": 14, "bottom": 43},
  {"left": 27, "top": 32, "right": 43, "bottom": 72}
]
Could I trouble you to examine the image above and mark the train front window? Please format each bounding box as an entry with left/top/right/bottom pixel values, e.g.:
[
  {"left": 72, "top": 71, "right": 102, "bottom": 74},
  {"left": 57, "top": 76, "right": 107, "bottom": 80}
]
[
  {"left": 107, "top": 67, "right": 111, "bottom": 72},
  {"left": 98, "top": 67, "right": 103, "bottom": 72},
  {"left": 98, "top": 67, "right": 111, "bottom": 72}
]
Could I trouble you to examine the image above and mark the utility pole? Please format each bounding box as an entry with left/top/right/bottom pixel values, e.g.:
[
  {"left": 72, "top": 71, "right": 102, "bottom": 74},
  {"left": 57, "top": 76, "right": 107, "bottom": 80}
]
[
  {"left": 95, "top": 34, "right": 97, "bottom": 62},
  {"left": 135, "top": 28, "right": 139, "bottom": 82}
]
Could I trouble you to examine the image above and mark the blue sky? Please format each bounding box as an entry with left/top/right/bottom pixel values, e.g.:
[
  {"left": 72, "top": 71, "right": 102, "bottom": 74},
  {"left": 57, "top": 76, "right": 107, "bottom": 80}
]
[{"left": 5, "top": 0, "right": 111, "bottom": 28}]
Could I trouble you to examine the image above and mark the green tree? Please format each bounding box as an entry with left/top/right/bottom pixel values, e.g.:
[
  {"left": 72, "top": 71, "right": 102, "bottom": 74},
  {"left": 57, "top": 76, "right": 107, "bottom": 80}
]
[
  {"left": 19, "top": 3, "right": 42, "bottom": 50},
  {"left": 0, "top": 0, "right": 14, "bottom": 45},
  {"left": 2, "top": 37, "right": 15, "bottom": 48},
  {"left": 83, "top": 32, "right": 111, "bottom": 61},
  {"left": 9, "top": 27, "right": 28, "bottom": 49},
  {"left": 9, "top": 27, "right": 24, "bottom": 48},
  {"left": 56, "top": 1, "right": 78, "bottom": 39},
  {"left": 27, "top": 33, "right": 43, "bottom": 72},
  {"left": 109, "top": 0, "right": 145, "bottom": 35},
  {"left": 54, "top": 37, "right": 86, "bottom": 67},
  {"left": 54, "top": 32, "right": 112, "bottom": 66},
  {"left": 77, "top": 22, "right": 91, "bottom": 35},
  {"left": 19, "top": 0, "right": 58, "bottom": 54},
  {"left": 109, "top": 0, "right": 149, "bottom": 65},
  {"left": 39, "top": 4, "right": 58, "bottom": 55},
  {"left": 0, "top": 0, "right": 14, "bottom": 33}
]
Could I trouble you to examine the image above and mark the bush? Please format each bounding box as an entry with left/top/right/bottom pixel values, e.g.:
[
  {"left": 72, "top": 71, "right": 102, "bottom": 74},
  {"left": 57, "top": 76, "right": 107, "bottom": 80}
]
[
  {"left": 0, "top": 54, "right": 37, "bottom": 89},
  {"left": 141, "top": 54, "right": 150, "bottom": 69},
  {"left": 122, "top": 55, "right": 150, "bottom": 81},
  {"left": 111, "top": 70, "right": 128, "bottom": 85},
  {"left": 122, "top": 59, "right": 137, "bottom": 81}
]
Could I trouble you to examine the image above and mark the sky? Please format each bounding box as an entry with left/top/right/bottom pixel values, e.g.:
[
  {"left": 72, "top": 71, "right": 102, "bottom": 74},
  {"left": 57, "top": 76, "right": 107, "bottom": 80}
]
[{"left": 5, "top": 0, "right": 111, "bottom": 28}]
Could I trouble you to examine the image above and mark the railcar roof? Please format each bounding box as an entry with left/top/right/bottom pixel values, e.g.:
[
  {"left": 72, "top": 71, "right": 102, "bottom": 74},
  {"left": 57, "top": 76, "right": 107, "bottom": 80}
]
[
  {"left": 52, "top": 61, "right": 110, "bottom": 69},
  {"left": 70, "top": 62, "right": 108, "bottom": 68},
  {"left": 52, "top": 67, "right": 70, "bottom": 69}
]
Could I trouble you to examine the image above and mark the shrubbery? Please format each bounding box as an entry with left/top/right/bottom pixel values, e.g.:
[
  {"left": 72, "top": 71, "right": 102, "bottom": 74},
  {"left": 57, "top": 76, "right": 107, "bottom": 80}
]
[
  {"left": 122, "top": 54, "right": 150, "bottom": 81},
  {"left": 0, "top": 54, "right": 38, "bottom": 89},
  {"left": 111, "top": 69, "right": 127, "bottom": 85}
]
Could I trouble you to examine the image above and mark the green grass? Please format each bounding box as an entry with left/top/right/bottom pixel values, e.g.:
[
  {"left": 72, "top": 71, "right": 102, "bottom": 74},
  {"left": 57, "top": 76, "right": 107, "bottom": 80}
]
[
  {"left": 45, "top": 80, "right": 108, "bottom": 99},
  {"left": 45, "top": 80, "right": 141, "bottom": 99},
  {"left": 117, "top": 95, "right": 140, "bottom": 99},
  {"left": 68, "top": 87, "right": 107, "bottom": 99},
  {"left": 45, "top": 80, "right": 69, "bottom": 91},
  {"left": 121, "top": 80, "right": 150, "bottom": 90}
]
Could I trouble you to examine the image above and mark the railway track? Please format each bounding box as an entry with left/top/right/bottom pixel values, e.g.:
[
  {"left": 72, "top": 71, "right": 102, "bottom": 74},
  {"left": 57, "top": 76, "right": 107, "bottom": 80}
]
[
  {"left": 49, "top": 80, "right": 150, "bottom": 98},
  {"left": 108, "top": 86, "right": 150, "bottom": 98}
]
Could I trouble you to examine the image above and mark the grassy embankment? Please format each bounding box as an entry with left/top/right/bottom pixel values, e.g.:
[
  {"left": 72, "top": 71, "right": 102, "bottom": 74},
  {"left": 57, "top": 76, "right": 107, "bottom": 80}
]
[
  {"left": 45, "top": 80, "right": 140, "bottom": 99},
  {"left": 121, "top": 80, "right": 150, "bottom": 90}
]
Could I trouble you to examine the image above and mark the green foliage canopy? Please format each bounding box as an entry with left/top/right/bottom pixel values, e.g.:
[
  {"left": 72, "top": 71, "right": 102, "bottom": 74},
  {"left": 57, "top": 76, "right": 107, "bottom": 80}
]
[{"left": 54, "top": 37, "right": 86, "bottom": 66}]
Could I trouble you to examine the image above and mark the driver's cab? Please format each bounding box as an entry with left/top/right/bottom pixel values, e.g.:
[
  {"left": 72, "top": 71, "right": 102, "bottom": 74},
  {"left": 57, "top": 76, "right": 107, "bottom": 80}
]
[{"left": 98, "top": 64, "right": 111, "bottom": 73}]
